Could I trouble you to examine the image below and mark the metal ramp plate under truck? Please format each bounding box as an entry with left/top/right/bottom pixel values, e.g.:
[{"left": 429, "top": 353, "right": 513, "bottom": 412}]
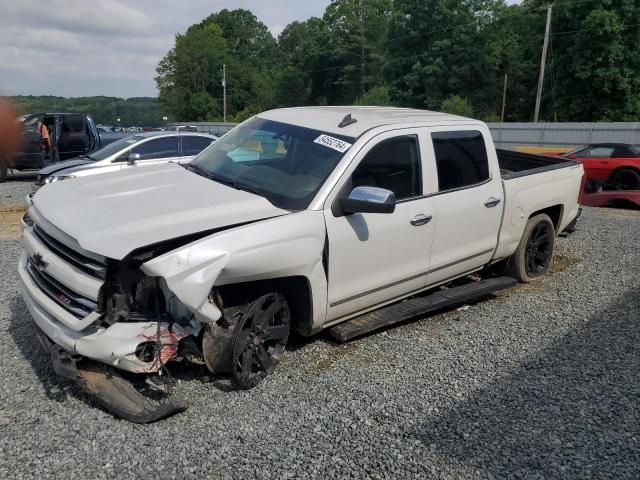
[{"left": 329, "top": 276, "right": 517, "bottom": 343}]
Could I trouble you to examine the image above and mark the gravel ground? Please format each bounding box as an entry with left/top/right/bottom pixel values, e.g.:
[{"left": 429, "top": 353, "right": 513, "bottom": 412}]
[
  {"left": 0, "top": 173, "right": 36, "bottom": 209},
  {"left": 0, "top": 179, "right": 638, "bottom": 479}
]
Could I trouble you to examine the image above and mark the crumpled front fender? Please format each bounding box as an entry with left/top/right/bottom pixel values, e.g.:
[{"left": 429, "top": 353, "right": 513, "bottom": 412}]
[
  {"left": 140, "top": 211, "right": 327, "bottom": 326},
  {"left": 142, "top": 246, "right": 229, "bottom": 322}
]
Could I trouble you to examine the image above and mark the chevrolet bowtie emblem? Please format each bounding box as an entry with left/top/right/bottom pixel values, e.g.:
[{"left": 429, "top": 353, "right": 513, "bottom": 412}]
[{"left": 31, "top": 253, "right": 48, "bottom": 272}]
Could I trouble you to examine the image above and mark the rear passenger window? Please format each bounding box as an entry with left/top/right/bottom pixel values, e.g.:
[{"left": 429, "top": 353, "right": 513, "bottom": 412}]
[
  {"left": 182, "top": 136, "right": 213, "bottom": 156},
  {"left": 432, "top": 131, "right": 489, "bottom": 191},
  {"left": 352, "top": 135, "right": 421, "bottom": 200},
  {"left": 131, "top": 137, "right": 179, "bottom": 160}
]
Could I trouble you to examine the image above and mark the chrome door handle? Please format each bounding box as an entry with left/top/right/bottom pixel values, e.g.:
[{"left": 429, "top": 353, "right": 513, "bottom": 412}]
[
  {"left": 410, "top": 214, "right": 433, "bottom": 226},
  {"left": 484, "top": 197, "right": 501, "bottom": 208}
]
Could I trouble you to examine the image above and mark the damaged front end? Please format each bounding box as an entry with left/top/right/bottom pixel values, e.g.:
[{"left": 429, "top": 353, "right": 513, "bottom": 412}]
[
  {"left": 20, "top": 206, "right": 326, "bottom": 423},
  {"left": 19, "top": 220, "right": 223, "bottom": 423}
]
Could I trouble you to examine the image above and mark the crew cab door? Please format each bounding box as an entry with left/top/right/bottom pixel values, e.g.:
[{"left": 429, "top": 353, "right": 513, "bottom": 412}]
[
  {"left": 58, "top": 114, "right": 87, "bottom": 160},
  {"left": 424, "top": 127, "right": 503, "bottom": 286},
  {"left": 15, "top": 114, "right": 45, "bottom": 168},
  {"left": 324, "top": 129, "right": 436, "bottom": 321}
]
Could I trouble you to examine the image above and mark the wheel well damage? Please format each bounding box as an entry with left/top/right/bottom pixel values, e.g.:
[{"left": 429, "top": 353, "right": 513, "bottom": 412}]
[{"left": 215, "top": 276, "right": 314, "bottom": 336}]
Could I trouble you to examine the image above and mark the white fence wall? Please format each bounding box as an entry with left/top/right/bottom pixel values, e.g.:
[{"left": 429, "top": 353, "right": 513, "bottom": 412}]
[
  {"left": 487, "top": 122, "right": 640, "bottom": 149},
  {"left": 178, "top": 121, "right": 640, "bottom": 149}
]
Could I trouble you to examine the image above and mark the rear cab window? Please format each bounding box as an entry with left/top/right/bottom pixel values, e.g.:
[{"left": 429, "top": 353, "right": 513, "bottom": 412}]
[
  {"left": 181, "top": 136, "right": 214, "bottom": 156},
  {"left": 431, "top": 130, "right": 490, "bottom": 191}
]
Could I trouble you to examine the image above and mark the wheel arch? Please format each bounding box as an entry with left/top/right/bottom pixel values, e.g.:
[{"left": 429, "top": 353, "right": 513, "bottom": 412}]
[
  {"left": 215, "top": 276, "right": 314, "bottom": 336},
  {"left": 608, "top": 165, "right": 640, "bottom": 180},
  {"left": 529, "top": 204, "right": 563, "bottom": 232}
]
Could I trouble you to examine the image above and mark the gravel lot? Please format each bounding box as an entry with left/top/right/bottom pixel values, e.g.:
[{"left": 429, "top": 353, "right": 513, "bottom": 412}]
[{"left": 0, "top": 178, "right": 638, "bottom": 479}]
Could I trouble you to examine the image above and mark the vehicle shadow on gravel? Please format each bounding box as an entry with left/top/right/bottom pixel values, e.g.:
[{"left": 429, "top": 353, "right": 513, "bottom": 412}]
[
  {"left": 8, "top": 295, "right": 76, "bottom": 403},
  {"left": 414, "top": 289, "right": 640, "bottom": 478}
]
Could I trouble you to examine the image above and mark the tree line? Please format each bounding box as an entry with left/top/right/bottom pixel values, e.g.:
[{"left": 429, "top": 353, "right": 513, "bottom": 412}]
[
  {"left": 156, "top": 0, "right": 640, "bottom": 123},
  {"left": 11, "top": 96, "right": 163, "bottom": 127}
]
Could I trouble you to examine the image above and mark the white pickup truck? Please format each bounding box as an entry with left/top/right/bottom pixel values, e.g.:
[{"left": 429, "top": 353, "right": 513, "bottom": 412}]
[{"left": 19, "top": 107, "right": 583, "bottom": 422}]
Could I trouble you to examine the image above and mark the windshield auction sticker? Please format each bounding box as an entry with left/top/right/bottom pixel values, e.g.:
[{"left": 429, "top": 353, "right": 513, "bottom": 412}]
[{"left": 314, "top": 134, "right": 352, "bottom": 153}]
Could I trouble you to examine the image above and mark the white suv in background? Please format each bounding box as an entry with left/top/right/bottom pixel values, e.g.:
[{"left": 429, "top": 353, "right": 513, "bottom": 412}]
[{"left": 34, "top": 131, "right": 218, "bottom": 189}]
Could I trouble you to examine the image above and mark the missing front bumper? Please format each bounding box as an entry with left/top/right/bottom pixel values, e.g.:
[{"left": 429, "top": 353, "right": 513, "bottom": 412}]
[{"left": 35, "top": 329, "right": 187, "bottom": 423}]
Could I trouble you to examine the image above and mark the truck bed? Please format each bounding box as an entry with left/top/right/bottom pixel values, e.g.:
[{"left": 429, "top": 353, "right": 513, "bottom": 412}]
[{"left": 498, "top": 149, "right": 579, "bottom": 179}]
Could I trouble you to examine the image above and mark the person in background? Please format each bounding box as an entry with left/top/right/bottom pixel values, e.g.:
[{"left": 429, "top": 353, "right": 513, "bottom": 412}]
[{"left": 39, "top": 120, "right": 51, "bottom": 161}]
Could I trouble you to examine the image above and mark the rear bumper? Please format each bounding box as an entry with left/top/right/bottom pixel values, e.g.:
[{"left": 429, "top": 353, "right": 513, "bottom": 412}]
[
  {"left": 19, "top": 251, "right": 177, "bottom": 373},
  {"left": 562, "top": 207, "right": 582, "bottom": 234}
]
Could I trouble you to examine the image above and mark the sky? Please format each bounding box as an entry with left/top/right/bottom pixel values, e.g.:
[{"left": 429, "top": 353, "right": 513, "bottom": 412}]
[{"left": 0, "top": 0, "right": 331, "bottom": 98}]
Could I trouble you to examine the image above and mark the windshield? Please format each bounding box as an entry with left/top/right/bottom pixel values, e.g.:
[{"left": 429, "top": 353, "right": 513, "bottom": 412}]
[
  {"left": 89, "top": 135, "right": 145, "bottom": 161},
  {"left": 191, "top": 118, "right": 355, "bottom": 210}
]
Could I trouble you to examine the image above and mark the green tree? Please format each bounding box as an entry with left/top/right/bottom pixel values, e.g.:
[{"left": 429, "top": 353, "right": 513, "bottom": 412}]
[
  {"left": 354, "top": 85, "right": 393, "bottom": 105},
  {"left": 155, "top": 23, "right": 227, "bottom": 120},
  {"left": 322, "top": 0, "right": 392, "bottom": 103},
  {"left": 276, "top": 18, "right": 333, "bottom": 105},
  {"left": 385, "top": 0, "right": 506, "bottom": 113},
  {"left": 156, "top": 9, "right": 278, "bottom": 121},
  {"left": 536, "top": 0, "right": 640, "bottom": 121},
  {"left": 441, "top": 95, "right": 473, "bottom": 116}
]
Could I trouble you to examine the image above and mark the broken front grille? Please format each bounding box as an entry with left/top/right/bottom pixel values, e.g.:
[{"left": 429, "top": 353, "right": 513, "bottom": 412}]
[
  {"left": 33, "top": 225, "right": 107, "bottom": 280},
  {"left": 26, "top": 259, "right": 98, "bottom": 318}
]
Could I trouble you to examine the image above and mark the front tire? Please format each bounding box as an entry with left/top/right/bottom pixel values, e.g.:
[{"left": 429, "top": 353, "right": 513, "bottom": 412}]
[
  {"left": 232, "top": 293, "right": 291, "bottom": 389},
  {"left": 609, "top": 168, "right": 640, "bottom": 190},
  {"left": 506, "top": 213, "right": 555, "bottom": 283}
]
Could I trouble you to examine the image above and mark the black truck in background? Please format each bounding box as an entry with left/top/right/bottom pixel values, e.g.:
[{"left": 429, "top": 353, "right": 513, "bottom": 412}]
[{"left": 1, "top": 112, "right": 128, "bottom": 181}]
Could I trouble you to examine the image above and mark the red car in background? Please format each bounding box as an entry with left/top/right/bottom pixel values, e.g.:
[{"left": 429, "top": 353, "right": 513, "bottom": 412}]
[{"left": 558, "top": 143, "right": 640, "bottom": 190}]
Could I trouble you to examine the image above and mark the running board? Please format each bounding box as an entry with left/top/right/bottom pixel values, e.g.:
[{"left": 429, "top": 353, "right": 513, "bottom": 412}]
[{"left": 329, "top": 276, "right": 517, "bottom": 343}]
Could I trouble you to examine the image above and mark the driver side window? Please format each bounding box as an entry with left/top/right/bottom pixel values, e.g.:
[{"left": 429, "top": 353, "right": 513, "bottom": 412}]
[{"left": 352, "top": 135, "right": 422, "bottom": 200}]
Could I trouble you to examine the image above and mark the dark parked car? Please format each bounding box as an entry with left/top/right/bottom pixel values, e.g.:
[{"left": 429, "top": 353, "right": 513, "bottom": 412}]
[{"left": 2, "top": 112, "right": 128, "bottom": 181}]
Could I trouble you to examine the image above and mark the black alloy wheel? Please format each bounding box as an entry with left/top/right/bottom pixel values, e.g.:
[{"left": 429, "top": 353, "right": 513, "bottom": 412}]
[
  {"left": 525, "top": 221, "right": 553, "bottom": 276},
  {"left": 232, "top": 293, "right": 291, "bottom": 389}
]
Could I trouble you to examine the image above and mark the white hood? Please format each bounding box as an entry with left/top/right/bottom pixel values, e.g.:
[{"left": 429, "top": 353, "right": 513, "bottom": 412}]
[{"left": 31, "top": 163, "right": 289, "bottom": 259}]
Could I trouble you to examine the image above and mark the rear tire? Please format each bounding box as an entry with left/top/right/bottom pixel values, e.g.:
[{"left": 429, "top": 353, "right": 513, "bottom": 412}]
[
  {"left": 506, "top": 214, "right": 555, "bottom": 283},
  {"left": 609, "top": 168, "right": 640, "bottom": 190}
]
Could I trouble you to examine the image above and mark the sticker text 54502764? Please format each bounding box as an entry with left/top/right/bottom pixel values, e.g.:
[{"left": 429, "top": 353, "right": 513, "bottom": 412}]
[{"left": 313, "top": 134, "right": 352, "bottom": 153}]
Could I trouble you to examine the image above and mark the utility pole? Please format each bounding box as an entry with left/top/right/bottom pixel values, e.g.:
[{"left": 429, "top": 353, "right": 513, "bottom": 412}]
[
  {"left": 360, "top": 1, "right": 365, "bottom": 97},
  {"left": 222, "top": 64, "right": 227, "bottom": 123},
  {"left": 534, "top": 4, "right": 552, "bottom": 123},
  {"left": 501, "top": 73, "right": 508, "bottom": 122}
]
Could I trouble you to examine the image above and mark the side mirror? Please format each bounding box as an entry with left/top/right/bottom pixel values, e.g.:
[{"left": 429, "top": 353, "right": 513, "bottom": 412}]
[
  {"left": 127, "top": 153, "right": 141, "bottom": 166},
  {"left": 340, "top": 186, "right": 396, "bottom": 215}
]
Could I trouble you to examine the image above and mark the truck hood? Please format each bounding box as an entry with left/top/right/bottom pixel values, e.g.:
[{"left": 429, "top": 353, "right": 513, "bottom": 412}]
[
  {"left": 39, "top": 158, "right": 93, "bottom": 176},
  {"left": 31, "top": 163, "right": 289, "bottom": 259}
]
